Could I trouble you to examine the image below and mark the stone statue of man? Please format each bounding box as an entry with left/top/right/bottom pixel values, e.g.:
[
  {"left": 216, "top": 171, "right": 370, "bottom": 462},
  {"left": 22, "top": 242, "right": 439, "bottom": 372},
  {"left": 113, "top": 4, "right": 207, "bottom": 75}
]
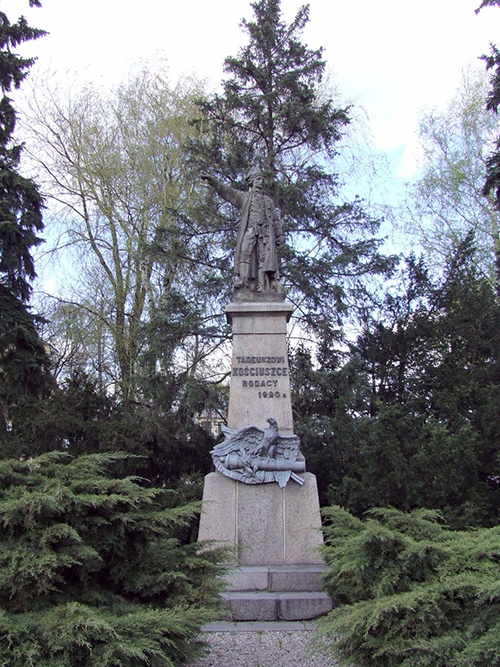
[{"left": 202, "top": 166, "right": 284, "bottom": 293}]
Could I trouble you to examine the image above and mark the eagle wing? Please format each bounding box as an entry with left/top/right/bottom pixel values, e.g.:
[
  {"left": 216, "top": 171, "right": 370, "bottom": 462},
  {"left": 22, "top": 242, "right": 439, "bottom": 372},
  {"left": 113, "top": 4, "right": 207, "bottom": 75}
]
[
  {"left": 274, "top": 434, "right": 301, "bottom": 460},
  {"left": 211, "top": 425, "right": 265, "bottom": 458}
]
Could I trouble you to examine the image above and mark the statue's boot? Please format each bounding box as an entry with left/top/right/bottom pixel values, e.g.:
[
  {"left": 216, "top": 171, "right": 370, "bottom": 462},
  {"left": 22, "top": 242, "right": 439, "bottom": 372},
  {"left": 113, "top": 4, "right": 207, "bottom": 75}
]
[
  {"left": 234, "top": 260, "right": 250, "bottom": 288},
  {"left": 258, "top": 264, "right": 281, "bottom": 293}
]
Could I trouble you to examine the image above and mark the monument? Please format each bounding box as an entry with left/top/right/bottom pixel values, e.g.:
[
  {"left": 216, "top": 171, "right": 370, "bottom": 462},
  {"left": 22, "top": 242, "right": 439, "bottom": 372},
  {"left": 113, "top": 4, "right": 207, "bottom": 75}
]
[{"left": 198, "top": 167, "right": 331, "bottom": 621}]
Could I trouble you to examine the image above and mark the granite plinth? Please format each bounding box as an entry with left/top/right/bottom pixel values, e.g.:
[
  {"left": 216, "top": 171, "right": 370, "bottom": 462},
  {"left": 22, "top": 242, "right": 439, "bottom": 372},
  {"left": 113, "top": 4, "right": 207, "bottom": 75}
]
[
  {"left": 232, "top": 287, "right": 286, "bottom": 304},
  {"left": 198, "top": 472, "right": 324, "bottom": 566},
  {"left": 225, "top": 565, "right": 326, "bottom": 592},
  {"left": 221, "top": 591, "right": 333, "bottom": 621},
  {"left": 225, "top": 301, "right": 294, "bottom": 434}
]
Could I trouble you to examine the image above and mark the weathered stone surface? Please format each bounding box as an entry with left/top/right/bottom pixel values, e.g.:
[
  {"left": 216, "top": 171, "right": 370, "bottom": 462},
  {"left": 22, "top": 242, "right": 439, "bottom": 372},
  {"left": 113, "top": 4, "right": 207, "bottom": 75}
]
[
  {"left": 197, "top": 296, "right": 331, "bottom": 621},
  {"left": 237, "top": 481, "right": 285, "bottom": 565},
  {"left": 221, "top": 592, "right": 333, "bottom": 622},
  {"left": 226, "top": 301, "right": 293, "bottom": 326},
  {"left": 197, "top": 472, "right": 237, "bottom": 553},
  {"left": 225, "top": 565, "right": 326, "bottom": 593},
  {"left": 199, "top": 472, "right": 324, "bottom": 566},
  {"left": 225, "top": 301, "right": 294, "bottom": 434},
  {"left": 268, "top": 565, "right": 325, "bottom": 592},
  {"left": 221, "top": 592, "right": 278, "bottom": 621},
  {"left": 277, "top": 592, "right": 333, "bottom": 621},
  {"left": 283, "top": 473, "right": 324, "bottom": 565},
  {"left": 233, "top": 287, "right": 285, "bottom": 303},
  {"left": 225, "top": 566, "right": 270, "bottom": 592}
]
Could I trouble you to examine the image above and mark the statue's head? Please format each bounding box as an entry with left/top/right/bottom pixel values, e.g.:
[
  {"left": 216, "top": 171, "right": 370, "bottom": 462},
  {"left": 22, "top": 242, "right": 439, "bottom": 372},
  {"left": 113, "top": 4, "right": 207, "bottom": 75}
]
[{"left": 245, "top": 165, "right": 263, "bottom": 188}]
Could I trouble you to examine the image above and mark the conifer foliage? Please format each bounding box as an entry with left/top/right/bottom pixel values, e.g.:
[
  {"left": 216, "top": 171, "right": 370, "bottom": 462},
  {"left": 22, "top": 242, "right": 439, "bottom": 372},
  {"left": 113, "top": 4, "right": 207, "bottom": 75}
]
[
  {"left": 477, "top": 0, "right": 500, "bottom": 265},
  {"left": 0, "top": 0, "right": 45, "bottom": 301},
  {"left": 0, "top": 452, "right": 225, "bottom": 666},
  {"left": 0, "top": 1, "right": 50, "bottom": 433},
  {"left": 193, "top": 0, "right": 393, "bottom": 336},
  {"left": 319, "top": 506, "right": 500, "bottom": 667},
  {"left": 292, "top": 241, "right": 500, "bottom": 528}
]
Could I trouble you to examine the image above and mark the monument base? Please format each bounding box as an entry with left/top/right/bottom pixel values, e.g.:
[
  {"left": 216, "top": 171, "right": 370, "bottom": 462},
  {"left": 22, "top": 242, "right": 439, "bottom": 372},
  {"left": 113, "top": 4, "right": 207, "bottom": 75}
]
[
  {"left": 198, "top": 471, "right": 332, "bottom": 620},
  {"left": 198, "top": 298, "right": 332, "bottom": 619}
]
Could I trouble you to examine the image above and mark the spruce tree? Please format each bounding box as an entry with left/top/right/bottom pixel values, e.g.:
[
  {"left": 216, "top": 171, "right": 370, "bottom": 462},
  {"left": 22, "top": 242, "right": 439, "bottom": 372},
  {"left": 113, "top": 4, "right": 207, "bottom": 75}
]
[
  {"left": 0, "top": 1, "right": 50, "bottom": 434},
  {"left": 299, "top": 241, "right": 500, "bottom": 527},
  {"left": 191, "top": 0, "right": 394, "bottom": 339},
  {"left": 0, "top": 1, "right": 45, "bottom": 298},
  {"left": 476, "top": 1, "right": 500, "bottom": 284}
]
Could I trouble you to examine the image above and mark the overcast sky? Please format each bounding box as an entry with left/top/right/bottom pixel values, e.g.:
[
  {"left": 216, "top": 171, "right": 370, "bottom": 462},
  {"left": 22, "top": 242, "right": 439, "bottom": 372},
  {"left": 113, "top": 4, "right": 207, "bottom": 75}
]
[
  {"left": 4, "top": 0, "right": 500, "bottom": 187},
  {"left": 5, "top": 0, "right": 499, "bottom": 163}
]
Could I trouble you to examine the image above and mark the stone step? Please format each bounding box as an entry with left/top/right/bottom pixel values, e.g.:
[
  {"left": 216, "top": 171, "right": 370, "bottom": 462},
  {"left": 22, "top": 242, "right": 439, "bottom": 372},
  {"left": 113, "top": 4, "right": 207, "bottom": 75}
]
[
  {"left": 221, "top": 591, "right": 333, "bottom": 621},
  {"left": 225, "top": 564, "right": 326, "bottom": 592}
]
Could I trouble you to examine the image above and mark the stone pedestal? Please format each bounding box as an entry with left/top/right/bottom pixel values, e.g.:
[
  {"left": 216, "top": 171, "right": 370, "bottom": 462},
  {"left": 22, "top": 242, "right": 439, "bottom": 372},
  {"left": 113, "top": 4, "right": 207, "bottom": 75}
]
[
  {"left": 198, "top": 299, "right": 331, "bottom": 620},
  {"left": 198, "top": 471, "right": 331, "bottom": 621},
  {"left": 198, "top": 472, "right": 324, "bottom": 566},
  {"left": 225, "top": 301, "right": 294, "bottom": 435}
]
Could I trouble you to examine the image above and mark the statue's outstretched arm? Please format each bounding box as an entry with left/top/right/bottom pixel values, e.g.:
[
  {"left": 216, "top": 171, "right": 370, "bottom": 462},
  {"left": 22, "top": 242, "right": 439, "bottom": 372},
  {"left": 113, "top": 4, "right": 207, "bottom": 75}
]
[{"left": 201, "top": 173, "right": 243, "bottom": 209}]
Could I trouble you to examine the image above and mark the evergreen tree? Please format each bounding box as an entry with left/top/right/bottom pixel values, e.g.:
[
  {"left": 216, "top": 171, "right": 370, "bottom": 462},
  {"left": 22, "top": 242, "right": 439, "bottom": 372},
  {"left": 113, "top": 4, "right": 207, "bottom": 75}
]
[
  {"left": 476, "top": 0, "right": 500, "bottom": 277},
  {"left": 0, "top": 0, "right": 44, "bottom": 300},
  {"left": 339, "top": 241, "right": 500, "bottom": 527},
  {"left": 319, "top": 506, "right": 500, "bottom": 667},
  {"left": 292, "top": 241, "right": 500, "bottom": 527},
  {"left": 0, "top": 370, "right": 216, "bottom": 493},
  {"left": 0, "top": 1, "right": 50, "bottom": 433},
  {"left": 0, "top": 451, "right": 226, "bottom": 666},
  {"left": 191, "top": 0, "right": 394, "bottom": 339},
  {"left": 289, "top": 342, "right": 360, "bottom": 506}
]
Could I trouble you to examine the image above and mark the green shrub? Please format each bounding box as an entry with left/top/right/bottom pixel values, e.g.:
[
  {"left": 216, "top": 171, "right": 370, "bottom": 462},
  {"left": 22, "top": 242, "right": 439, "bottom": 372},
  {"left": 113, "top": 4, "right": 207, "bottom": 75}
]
[
  {"left": 318, "top": 506, "right": 500, "bottom": 667},
  {"left": 0, "top": 452, "right": 227, "bottom": 666}
]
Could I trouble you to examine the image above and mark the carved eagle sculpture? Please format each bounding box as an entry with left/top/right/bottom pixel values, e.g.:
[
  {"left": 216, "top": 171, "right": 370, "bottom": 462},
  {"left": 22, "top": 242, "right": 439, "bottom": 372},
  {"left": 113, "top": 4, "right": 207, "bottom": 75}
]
[{"left": 210, "top": 417, "right": 303, "bottom": 487}]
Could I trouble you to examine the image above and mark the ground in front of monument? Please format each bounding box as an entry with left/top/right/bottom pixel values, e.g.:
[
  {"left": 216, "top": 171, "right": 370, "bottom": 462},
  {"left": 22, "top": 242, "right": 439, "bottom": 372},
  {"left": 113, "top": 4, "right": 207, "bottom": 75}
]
[{"left": 188, "top": 628, "right": 336, "bottom": 667}]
